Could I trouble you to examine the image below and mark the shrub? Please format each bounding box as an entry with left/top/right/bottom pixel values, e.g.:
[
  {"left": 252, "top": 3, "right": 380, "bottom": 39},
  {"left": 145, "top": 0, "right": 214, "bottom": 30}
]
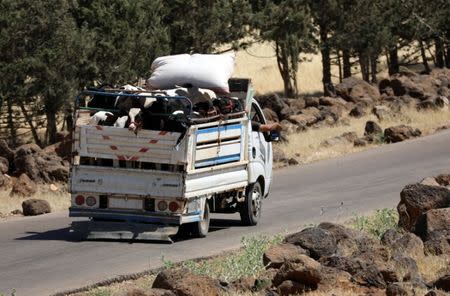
[{"left": 351, "top": 208, "right": 398, "bottom": 239}]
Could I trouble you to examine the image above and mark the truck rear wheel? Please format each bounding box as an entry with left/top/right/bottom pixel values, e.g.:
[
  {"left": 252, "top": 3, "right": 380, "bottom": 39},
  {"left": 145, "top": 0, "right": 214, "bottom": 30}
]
[
  {"left": 240, "top": 182, "right": 262, "bottom": 226},
  {"left": 179, "top": 202, "right": 210, "bottom": 238}
]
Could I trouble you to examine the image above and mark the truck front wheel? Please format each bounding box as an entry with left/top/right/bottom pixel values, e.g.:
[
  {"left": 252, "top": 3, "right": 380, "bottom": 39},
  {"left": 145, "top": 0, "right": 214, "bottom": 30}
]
[{"left": 240, "top": 182, "right": 262, "bottom": 226}]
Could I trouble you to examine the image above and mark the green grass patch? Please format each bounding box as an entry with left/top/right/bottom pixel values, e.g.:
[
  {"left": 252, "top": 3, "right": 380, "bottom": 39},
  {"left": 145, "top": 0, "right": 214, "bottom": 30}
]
[
  {"left": 350, "top": 208, "right": 399, "bottom": 239},
  {"left": 172, "top": 235, "right": 283, "bottom": 282}
]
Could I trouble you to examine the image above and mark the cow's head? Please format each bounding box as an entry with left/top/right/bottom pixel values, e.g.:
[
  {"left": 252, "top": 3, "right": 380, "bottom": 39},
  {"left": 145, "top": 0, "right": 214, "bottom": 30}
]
[{"left": 128, "top": 108, "right": 143, "bottom": 133}]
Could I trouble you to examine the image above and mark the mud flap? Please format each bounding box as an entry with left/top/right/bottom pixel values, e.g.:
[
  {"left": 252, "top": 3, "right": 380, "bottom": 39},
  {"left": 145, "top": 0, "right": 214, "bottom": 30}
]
[{"left": 71, "top": 221, "right": 179, "bottom": 242}]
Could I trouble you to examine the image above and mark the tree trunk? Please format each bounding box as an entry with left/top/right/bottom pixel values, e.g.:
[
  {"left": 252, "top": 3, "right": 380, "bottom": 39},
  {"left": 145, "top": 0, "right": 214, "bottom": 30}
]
[
  {"left": 343, "top": 49, "right": 351, "bottom": 78},
  {"left": 435, "top": 37, "right": 445, "bottom": 68},
  {"left": 18, "top": 100, "right": 42, "bottom": 147},
  {"left": 388, "top": 46, "right": 399, "bottom": 75},
  {"left": 370, "top": 54, "right": 378, "bottom": 83},
  {"left": 46, "top": 110, "right": 57, "bottom": 145},
  {"left": 320, "top": 27, "right": 332, "bottom": 96},
  {"left": 7, "top": 97, "right": 17, "bottom": 147},
  {"left": 275, "top": 43, "right": 296, "bottom": 98},
  {"left": 337, "top": 51, "right": 343, "bottom": 83},
  {"left": 445, "top": 30, "right": 450, "bottom": 68},
  {"left": 419, "top": 39, "right": 431, "bottom": 74},
  {"left": 359, "top": 51, "right": 370, "bottom": 82}
]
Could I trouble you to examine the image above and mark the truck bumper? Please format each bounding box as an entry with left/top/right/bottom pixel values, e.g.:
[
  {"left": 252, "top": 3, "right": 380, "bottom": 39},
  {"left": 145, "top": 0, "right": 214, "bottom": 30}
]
[{"left": 71, "top": 220, "right": 178, "bottom": 242}]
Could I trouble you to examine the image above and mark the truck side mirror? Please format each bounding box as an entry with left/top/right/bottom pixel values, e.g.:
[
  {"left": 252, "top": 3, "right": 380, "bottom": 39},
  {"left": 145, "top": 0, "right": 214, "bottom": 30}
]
[{"left": 268, "top": 130, "right": 280, "bottom": 142}]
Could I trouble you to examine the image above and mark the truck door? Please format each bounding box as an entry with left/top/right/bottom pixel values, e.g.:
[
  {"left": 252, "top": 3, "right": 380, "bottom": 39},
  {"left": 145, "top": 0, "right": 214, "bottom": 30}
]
[{"left": 248, "top": 100, "right": 272, "bottom": 195}]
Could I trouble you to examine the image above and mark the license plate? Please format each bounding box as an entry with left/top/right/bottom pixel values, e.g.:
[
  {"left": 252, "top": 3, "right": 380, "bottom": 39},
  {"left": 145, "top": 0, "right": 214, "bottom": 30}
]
[{"left": 108, "top": 197, "right": 143, "bottom": 210}]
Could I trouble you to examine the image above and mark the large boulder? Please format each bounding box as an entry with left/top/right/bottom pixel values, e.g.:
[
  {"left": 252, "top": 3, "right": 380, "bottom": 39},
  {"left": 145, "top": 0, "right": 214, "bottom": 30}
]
[
  {"left": 380, "top": 230, "right": 424, "bottom": 259},
  {"left": 384, "top": 125, "right": 421, "bottom": 143},
  {"left": 152, "top": 268, "right": 221, "bottom": 296},
  {"left": 22, "top": 199, "right": 51, "bottom": 216},
  {"left": 372, "top": 105, "right": 391, "bottom": 121},
  {"left": 335, "top": 77, "right": 381, "bottom": 103},
  {"left": 397, "top": 184, "right": 450, "bottom": 233},
  {"left": 351, "top": 265, "right": 386, "bottom": 288},
  {"left": 276, "top": 280, "right": 306, "bottom": 296},
  {"left": 319, "top": 96, "right": 348, "bottom": 107},
  {"left": 263, "top": 243, "right": 309, "bottom": 269},
  {"left": 272, "top": 255, "right": 322, "bottom": 288},
  {"left": 305, "top": 97, "right": 320, "bottom": 108},
  {"left": 349, "top": 105, "right": 366, "bottom": 118},
  {"left": 423, "top": 208, "right": 450, "bottom": 237},
  {"left": 255, "top": 93, "right": 286, "bottom": 114},
  {"left": 284, "top": 227, "right": 337, "bottom": 260},
  {"left": 435, "top": 174, "right": 450, "bottom": 187},
  {"left": 423, "top": 230, "right": 450, "bottom": 255},
  {"left": 288, "top": 114, "right": 317, "bottom": 126},
  {"left": 10, "top": 173, "right": 37, "bottom": 197},
  {"left": 321, "top": 132, "right": 358, "bottom": 148}
]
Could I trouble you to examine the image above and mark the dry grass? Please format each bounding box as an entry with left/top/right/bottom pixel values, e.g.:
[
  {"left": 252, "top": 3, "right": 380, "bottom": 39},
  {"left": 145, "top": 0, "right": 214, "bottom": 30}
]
[
  {"left": 277, "top": 107, "right": 450, "bottom": 165},
  {"left": 0, "top": 183, "right": 70, "bottom": 218},
  {"left": 417, "top": 254, "right": 450, "bottom": 283},
  {"left": 233, "top": 42, "right": 394, "bottom": 96}
]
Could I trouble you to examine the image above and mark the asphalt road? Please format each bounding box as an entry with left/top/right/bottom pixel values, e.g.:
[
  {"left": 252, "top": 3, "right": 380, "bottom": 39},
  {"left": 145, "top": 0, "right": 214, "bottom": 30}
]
[{"left": 1, "top": 130, "right": 450, "bottom": 296}]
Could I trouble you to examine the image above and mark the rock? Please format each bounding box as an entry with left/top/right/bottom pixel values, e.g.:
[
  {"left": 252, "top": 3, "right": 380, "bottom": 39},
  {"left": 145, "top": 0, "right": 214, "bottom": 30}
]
[
  {"left": 384, "top": 125, "right": 422, "bottom": 143},
  {"left": 256, "top": 94, "right": 285, "bottom": 114},
  {"left": 381, "top": 229, "right": 404, "bottom": 246},
  {"left": 418, "top": 98, "right": 439, "bottom": 110},
  {"left": 305, "top": 97, "right": 320, "bottom": 108},
  {"left": 0, "top": 156, "right": 8, "bottom": 174},
  {"left": 22, "top": 199, "right": 51, "bottom": 216},
  {"left": 301, "top": 106, "right": 321, "bottom": 118},
  {"left": 351, "top": 265, "right": 386, "bottom": 288},
  {"left": 321, "top": 132, "right": 358, "bottom": 148},
  {"left": 263, "top": 108, "right": 279, "bottom": 122},
  {"left": 435, "top": 174, "right": 450, "bottom": 186},
  {"left": 11, "top": 209, "right": 22, "bottom": 215},
  {"left": 365, "top": 121, "right": 383, "bottom": 136},
  {"left": 152, "top": 268, "right": 221, "bottom": 296},
  {"left": 10, "top": 173, "right": 37, "bottom": 197},
  {"left": 276, "top": 280, "right": 306, "bottom": 296},
  {"left": 350, "top": 105, "right": 366, "bottom": 117},
  {"left": 287, "top": 158, "right": 298, "bottom": 166},
  {"left": 354, "top": 138, "right": 368, "bottom": 147},
  {"left": 391, "top": 75, "right": 425, "bottom": 98},
  {"left": 121, "top": 289, "right": 175, "bottom": 296},
  {"left": 284, "top": 227, "right": 337, "bottom": 260},
  {"left": 279, "top": 106, "right": 294, "bottom": 120},
  {"left": 385, "top": 282, "right": 416, "bottom": 296},
  {"left": 317, "top": 266, "right": 353, "bottom": 291},
  {"left": 373, "top": 105, "right": 391, "bottom": 121},
  {"left": 320, "top": 256, "right": 367, "bottom": 275},
  {"left": 390, "top": 255, "right": 420, "bottom": 282},
  {"left": 397, "top": 184, "right": 450, "bottom": 233},
  {"left": 425, "top": 290, "right": 448, "bottom": 296},
  {"left": 319, "top": 96, "right": 348, "bottom": 107},
  {"left": 0, "top": 173, "right": 12, "bottom": 189},
  {"left": 0, "top": 139, "right": 14, "bottom": 162},
  {"left": 381, "top": 231, "right": 424, "bottom": 259},
  {"left": 424, "top": 230, "right": 450, "bottom": 255},
  {"left": 433, "top": 275, "right": 450, "bottom": 292},
  {"left": 335, "top": 77, "right": 381, "bottom": 103},
  {"left": 272, "top": 256, "right": 321, "bottom": 288},
  {"left": 286, "top": 98, "right": 306, "bottom": 114},
  {"left": 231, "top": 277, "right": 257, "bottom": 292},
  {"left": 421, "top": 177, "right": 441, "bottom": 187},
  {"left": 423, "top": 209, "right": 450, "bottom": 237},
  {"left": 263, "top": 243, "right": 309, "bottom": 269},
  {"left": 288, "top": 114, "right": 317, "bottom": 126},
  {"left": 435, "top": 96, "right": 449, "bottom": 109}
]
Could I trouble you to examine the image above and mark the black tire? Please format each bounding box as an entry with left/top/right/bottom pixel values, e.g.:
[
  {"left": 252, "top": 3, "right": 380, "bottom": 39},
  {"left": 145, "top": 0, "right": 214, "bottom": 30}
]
[
  {"left": 178, "top": 201, "right": 210, "bottom": 238},
  {"left": 240, "top": 182, "right": 262, "bottom": 226}
]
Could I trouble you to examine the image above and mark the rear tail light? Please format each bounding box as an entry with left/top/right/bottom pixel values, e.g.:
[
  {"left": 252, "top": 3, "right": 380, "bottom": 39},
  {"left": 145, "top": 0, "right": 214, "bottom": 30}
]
[
  {"left": 169, "top": 201, "right": 179, "bottom": 212},
  {"left": 86, "top": 196, "right": 97, "bottom": 206},
  {"left": 157, "top": 200, "right": 168, "bottom": 211},
  {"left": 75, "top": 195, "right": 85, "bottom": 206}
]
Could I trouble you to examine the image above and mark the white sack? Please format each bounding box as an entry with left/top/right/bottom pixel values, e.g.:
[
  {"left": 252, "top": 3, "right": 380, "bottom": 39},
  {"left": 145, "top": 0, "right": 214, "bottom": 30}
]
[{"left": 147, "top": 53, "right": 235, "bottom": 94}]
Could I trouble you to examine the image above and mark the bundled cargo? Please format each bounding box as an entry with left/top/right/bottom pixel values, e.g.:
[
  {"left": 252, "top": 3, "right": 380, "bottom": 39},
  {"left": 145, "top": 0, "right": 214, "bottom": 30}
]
[{"left": 147, "top": 53, "right": 235, "bottom": 94}]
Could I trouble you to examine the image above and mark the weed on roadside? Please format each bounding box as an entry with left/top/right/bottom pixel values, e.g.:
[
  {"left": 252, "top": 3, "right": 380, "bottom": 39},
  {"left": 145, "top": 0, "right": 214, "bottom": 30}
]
[
  {"left": 350, "top": 208, "right": 398, "bottom": 239},
  {"left": 180, "top": 235, "right": 283, "bottom": 282}
]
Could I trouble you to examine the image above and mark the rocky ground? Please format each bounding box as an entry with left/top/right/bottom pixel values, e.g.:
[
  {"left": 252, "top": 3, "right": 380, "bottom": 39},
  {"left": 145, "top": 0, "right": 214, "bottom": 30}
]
[
  {"left": 257, "top": 68, "right": 450, "bottom": 167},
  {"left": 69, "top": 173, "right": 450, "bottom": 296}
]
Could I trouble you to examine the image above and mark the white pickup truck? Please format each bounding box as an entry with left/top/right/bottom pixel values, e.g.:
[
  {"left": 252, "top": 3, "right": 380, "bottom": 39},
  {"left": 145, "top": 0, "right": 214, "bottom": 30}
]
[{"left": 69, "top": 79, "right": 277, "bottom": 241}]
